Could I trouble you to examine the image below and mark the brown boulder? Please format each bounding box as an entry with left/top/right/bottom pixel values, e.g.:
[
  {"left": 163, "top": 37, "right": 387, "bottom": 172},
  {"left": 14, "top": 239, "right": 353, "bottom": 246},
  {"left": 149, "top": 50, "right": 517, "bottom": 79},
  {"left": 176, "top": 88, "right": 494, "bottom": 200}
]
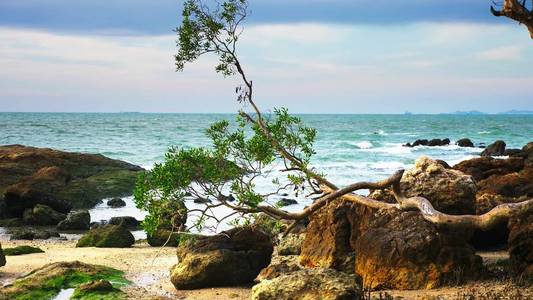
[
  {"left": 481, "top": 140, "right": 506, "bottom": 156},
  {"left": 170, "top": 226, "right": 273, "bottom": 289},
  {"left": 400, "top": 157, "right": 477, "bottom": 215},
  {"left": 508, "top": 212, "right": 533, "bottom": 278},
  {"left": 355, "top": 209, "right": 482, "bottom": 290},
  {"left": 453, "top": 156, "right": 524, "bottom": 181}
]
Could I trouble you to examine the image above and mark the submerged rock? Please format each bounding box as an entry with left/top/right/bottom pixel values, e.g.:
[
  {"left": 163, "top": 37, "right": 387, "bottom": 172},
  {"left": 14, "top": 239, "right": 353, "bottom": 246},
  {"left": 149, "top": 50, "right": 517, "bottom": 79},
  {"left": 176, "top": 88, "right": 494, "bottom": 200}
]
[
  {"left": 251, "top": 268, "right": 363, "bottom": 300},
  {"left": 481, "top": 140, "right": 506, "bottom": 156},
  {"left": 170, "top": 226, "right": 273, "bottom": 289},
  {"left": 400, "top": 156, "right": 476, "bottom": 215},
  {"left": 76, "top": 224, "right": 135, "bottom": 248},
  {"left": 57, "top": 210, "right": 91, "bottom": 231},
  {"left": 22, "top": 204, "right": 66, "bottom": 225},
  {"left": 107, "top": 197, "right": 126, "bottom": 208},
  {"left": 0, "top": 145, "right": 143, "bottom": 217},
  {"left": 456, "top": 138, "right": 474, "bottom": 147}
]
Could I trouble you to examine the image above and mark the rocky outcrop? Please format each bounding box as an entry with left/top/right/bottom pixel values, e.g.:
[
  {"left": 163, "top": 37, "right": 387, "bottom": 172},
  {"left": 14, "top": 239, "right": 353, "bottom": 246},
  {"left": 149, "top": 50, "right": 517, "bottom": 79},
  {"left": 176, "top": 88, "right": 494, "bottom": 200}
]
[
  {"left": 0, "top": 145, "right": 143, "bottom": 218},
  {"left": 147, "top": 229, "right": 182, "bottom": 247},
  {"left": 22, "top": 204, "right": 66, "bottom": 225},
  {"left": 9, "top": 229, "right": 60, "bottom": 240},
  {"left": 108, "top": 216, "right": 141, "bottom": 229},
  {"left": 400, "top": 156, "right": 477, "bottom": 215},
  {"left": 170, "top": 226, "right": 273, "bottom": 290},
  {"left": 277, "top": 233, "right": 305, "bottom": 256},
  {"left": 454, "top": 156, "right": 524, "bottom": 182},
  {"left": 251, "top": 268, "right": 363, "bottom": 300},
  {"left": 76, "top": 224, "right": 135, "bottom": 248},
  {"left": 456, "top": 138, "right": 474, "bottom": 147},
  {"left": 0, "top": 243, "right": 5, "bottom": 267},
  {"left": 57, "top": 210, "right": 91, "bottom": 231},
  {"left": 508, "top": 212, "right": 533, "bottom": 278},
  {"left": 404, "top": 138, "right": 450, "bottom": 147},
  {"left": 355, "top": 209, "right": 482, "bottom": 290},
  {"left": 481, "top": 140, "right": 506, "bottom": 156},
  {"left": 255, "top": 255, "right": 301, "bottom": 282},
  {"left": 107, "top": 198, "right": 126, "bottom": 208}
]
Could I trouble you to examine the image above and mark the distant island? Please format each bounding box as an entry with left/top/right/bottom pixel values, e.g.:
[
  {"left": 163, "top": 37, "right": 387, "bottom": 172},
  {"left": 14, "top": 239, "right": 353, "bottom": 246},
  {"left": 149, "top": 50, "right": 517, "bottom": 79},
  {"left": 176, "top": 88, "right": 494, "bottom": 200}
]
[{"left": 437, "top": 110, "right": 533, "bottom": 115}]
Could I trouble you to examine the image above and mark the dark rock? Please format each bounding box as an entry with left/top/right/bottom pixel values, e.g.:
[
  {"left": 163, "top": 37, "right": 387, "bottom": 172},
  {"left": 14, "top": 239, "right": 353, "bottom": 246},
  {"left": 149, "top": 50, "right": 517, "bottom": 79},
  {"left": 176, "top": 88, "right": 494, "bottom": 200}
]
[
  {"left": 354, "top": 209, "right": 482, "bottom": 290},
  {"left": 193, "top": 197, "right": 211, "bottom": 204},
  {"left": 90, "top": 221, "right": 106, "bottom": 229},
  {"left": 107, "top": 198, "right": 126, "bottom": 208},
  {"left": 22, "top": 204, "right": 66, "bottom": 225},
  {"left": 481, "top": 140, "right": 506, "bottom": 156},
  {"left": 251, "top": 268, "right": 363, "bottom": 300},
  {"left": 76, "top": 224, "right": 135, "bottom": 248},
  {"left": 0, "top": 218, "right": 23, "bottom": 227},
  {"left": 456, "top": 138, "right": 474, "bottom": 147},
  {"left": 0, "top": 242, "right": 5, "bottom": 267},
  {"left": 412, "top": 139, "right": 429, "bottom": 147},
  {"left": 454, "top": 156, "right": 524, "bottom": 182},
  {"left": 170, "top": 226, "right": 273, "bottom": 289},
  {"left": 508, "top": 212, "right": 533, "bottom": 278},
  {"left": 108, "top": 216, "right": 140, "bottom": 229},
  {"left": 218, "top": 194, "right": 235, "bottom": 202},
  {"left": 504, "top": 149, "right": 523, "bottom": 157},
  {"left": 276, "top": 198, "right": 298, "bottom": 207},
  {"left": 57, "top": 210, "right": 91, "bottom": 231},
  {"left": 0, "top": 145, "right": 143, "bottom": 214},
  {"left": 34, "top": 230, "right": 60, "bottom": 240},
  {"left": 428, "top": 138, "right": 450, "bottom": 146},
  {"left": 10, "top": 229, "right": 35, "bottom": 240}
]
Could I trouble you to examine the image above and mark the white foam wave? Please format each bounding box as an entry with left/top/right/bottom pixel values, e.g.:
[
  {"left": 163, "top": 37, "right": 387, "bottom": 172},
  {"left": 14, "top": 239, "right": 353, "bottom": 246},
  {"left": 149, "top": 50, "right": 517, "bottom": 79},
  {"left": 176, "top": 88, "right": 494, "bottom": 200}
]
[{"left": 354, "top": 141, "right": 373, "bottom": 149}]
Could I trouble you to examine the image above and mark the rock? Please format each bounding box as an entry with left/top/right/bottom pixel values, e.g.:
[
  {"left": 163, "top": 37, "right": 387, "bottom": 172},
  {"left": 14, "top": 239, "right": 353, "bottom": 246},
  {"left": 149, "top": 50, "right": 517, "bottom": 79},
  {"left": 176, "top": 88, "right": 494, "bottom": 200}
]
[
  {"left": 508, "top": 212, "right": 533, "bottom": 278},
  {"left": 76, "top": 224, "right": 135, "bottom": 248},
  {"left": 193, "top": 197, "right": 211, "bottom": 204},
  {"left": 400, "top": 156, "right": 477, "bottom": 215},
  {"left": 0, "top": 145, "right": 144, "bottom": 215},
  {"left": 107, "top": 197, "right": 126, "bottom": 208},
  {"left": 0, "top": 261, "right": 127, "bottom": 299},
  {"left": 76, "top": 279, "right": 114, "bottom": 292},
  {"left": 0, "top": 218, "right": 23, "bottom": 227},
  {"left": 456, "top": 138, "right": 474, "bottom": 147},
  {"left": 454, "top": 156, "right": 524, "bottom": 182},
  {"left": 0, "top": 242, "right": 5, "bottom": 267},
  {"left": 256, "top": 255, "right": 301, "bottom": 282},
  {"left": 147, "top": 229, "right": 182, "bottom": 247},
  {"left": 427, "top": 138, "right": 450, "bottom": 146},
  {"left": 276, "top": 198, "right": 298, "bottom": 207},
  {"left": 22, "top": 204, "right": 66, "bottom": 225},
  {"left": 277, "top": 233, "right": 305, "bottom": 256},
  {"left": 251, "top": 268, "right": 363, "bottom": 300},
  {"left": 412, "top": 139, "right": 429, "bottom": 147},
  {"left": 354, "top": 209, "right": 482, "bottom": 290},
  {"left": 34, "top": 230, "right": 60, "bottom": 240},
  {"left": 481, "top": 140, "right": 506, "bottom": 156},
  {"left": 9, "top": 229, "right": 36, "bottom": 240},
  {"left": 108, "top": 216, "right": 141, "bottom": 229},
  {"left": 170, "top": 226, "right": 273, "bottom": 289},
  {"left": 57, "top": 210, "right": 91, "bottom": 231},
  {"left": 504, "top": 149, "right": 523, "bottom": 157},
  {"left": 3, "top": 245, "right": 44, "bottom": 256}
]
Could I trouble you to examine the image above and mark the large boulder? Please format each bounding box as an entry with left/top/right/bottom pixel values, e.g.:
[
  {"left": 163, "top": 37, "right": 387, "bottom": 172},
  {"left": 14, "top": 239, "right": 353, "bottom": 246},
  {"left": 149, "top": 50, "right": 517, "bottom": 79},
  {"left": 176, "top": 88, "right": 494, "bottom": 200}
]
[
  {"left": 22, "top": 204, "right": 66, "bottom": 225},
  {"left": 454, "top": 156, "right": 524, "bottom": 182},
  {"left": 251, "top": 268, "right": 363, "bottom": 300},
  {"left": 108, "top": 216, "right": 141, "bottom": 229},
  {"left": 0, "top": 145, "right": 143, "bottom": 216},
  {"left": 481, "top": 140, "right": 506, "bottom": 156},
  {"left": 0, "top": 242, "right": 5, "bottom": 267},
  {"left": 508, "top": 212, "right": 533, "bottom": 279},
  {"left": 400, "top": 156, "right": 476, "bottom": 215},
  {"left": 57, "top": 210, "right": 91, "bottom": 231},
  {"left": 456, "top": 138, "right": 474, "bottom": 147},
  {"left": 170, "top": 226, "right": 273, "bottom": 290},
  {"left": 76, "top": 224, "right": 135, "bottom": 248},
  {"left": 147, "top": 229, "right": 182, "bottom": 247},
  {"left": 354, "top": 209, "right": 482, "bottom": 290},
  {"left": 107, "top": 198, "right": 126, "bottom": 208}
]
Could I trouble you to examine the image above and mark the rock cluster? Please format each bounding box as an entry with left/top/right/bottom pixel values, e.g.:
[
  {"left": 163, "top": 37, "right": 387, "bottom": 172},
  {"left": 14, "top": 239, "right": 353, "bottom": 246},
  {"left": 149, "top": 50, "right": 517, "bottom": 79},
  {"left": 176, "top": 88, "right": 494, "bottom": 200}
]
[
  {"left": 76, "top": 224, "right": 135, "bottom": 248},
  {"left": 57, "top": 210, "right": 91, "bottom": 231},
  {"left": 0, "top": 145, "right": 143, "bottom": 226},
  {"left": 404, "top": 138, "right": 450, "bottom": 147},
  {"left": 170, "top": 226, "right": 273, "bottom": 289}
]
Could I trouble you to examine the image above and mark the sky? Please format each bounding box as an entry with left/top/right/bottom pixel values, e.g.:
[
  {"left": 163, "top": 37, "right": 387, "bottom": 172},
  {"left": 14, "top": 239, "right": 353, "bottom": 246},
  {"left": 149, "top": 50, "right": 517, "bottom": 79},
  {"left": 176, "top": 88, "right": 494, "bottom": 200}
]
[{"left": 0, "top": 0, "right": 532, "bottom": 114}]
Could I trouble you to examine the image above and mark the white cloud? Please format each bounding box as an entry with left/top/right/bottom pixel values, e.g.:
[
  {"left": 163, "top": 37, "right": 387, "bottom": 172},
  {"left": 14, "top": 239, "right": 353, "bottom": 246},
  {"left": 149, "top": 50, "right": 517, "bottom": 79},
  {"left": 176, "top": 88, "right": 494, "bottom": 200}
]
[{"left": 476, "top": 45, "right": 523, "bottom": 61}]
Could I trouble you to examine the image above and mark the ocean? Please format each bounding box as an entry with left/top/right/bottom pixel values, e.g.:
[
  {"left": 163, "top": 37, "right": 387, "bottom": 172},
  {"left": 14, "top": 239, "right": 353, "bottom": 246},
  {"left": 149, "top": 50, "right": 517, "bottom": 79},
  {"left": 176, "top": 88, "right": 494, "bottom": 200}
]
[{"left": 1, "top": 113, "right": 532, "bottom": 234}]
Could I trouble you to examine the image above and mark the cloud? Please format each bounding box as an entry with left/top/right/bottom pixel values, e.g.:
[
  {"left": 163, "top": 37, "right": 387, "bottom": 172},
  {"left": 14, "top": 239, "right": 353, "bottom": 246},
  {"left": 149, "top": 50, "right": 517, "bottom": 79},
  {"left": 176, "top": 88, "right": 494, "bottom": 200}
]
[{"left": 476, "top": 45, "right": 524, "bottom": 61}]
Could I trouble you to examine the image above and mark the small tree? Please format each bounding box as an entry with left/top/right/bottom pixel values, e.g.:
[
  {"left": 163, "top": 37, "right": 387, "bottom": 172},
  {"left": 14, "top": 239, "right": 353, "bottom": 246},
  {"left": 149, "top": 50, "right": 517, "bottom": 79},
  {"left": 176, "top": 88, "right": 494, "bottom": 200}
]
[{"left": 135, "top": 0, "right": 533, "bottom": 236}]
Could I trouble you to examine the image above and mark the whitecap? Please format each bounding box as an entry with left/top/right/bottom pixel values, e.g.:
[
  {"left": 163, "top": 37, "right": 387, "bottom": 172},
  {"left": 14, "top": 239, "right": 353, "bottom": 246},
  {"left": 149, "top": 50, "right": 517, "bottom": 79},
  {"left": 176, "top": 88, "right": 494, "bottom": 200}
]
[
  {"left": 370, "top": 161, "right": 407, "bottom": 170},
  {"left": 355, "top": 141, "right": 373, "bottom": 149}
]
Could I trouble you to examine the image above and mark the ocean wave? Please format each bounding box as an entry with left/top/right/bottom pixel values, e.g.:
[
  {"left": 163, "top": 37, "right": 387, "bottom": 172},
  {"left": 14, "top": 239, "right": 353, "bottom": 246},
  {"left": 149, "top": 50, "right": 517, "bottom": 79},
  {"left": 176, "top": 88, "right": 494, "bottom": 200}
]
[
  {"left": 362, "top": 144, "right": 412, "bottom": 155},
  {"left": 354, "top": 141, "right": 373, "bottom": 149},
  {"left": 370, "top": 161, "right": 408, "bottom": 170}
]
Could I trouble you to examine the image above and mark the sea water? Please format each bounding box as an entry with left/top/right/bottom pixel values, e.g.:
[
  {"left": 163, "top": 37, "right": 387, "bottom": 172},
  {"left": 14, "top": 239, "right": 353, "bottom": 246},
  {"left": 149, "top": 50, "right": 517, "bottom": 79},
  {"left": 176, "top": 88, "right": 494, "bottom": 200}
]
[{"left": 1, "top": 113, "right": 532, "bottom": 233}]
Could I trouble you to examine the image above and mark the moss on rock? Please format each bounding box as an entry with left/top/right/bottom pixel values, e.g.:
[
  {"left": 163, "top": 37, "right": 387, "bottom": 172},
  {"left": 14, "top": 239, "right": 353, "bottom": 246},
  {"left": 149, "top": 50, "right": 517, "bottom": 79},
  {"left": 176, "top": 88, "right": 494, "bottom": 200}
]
[
  {"left": 76, "top": 224, "right": 135, "bottom": 248},
  {"left": 3, "top": 245, "right": 44, "bottom": 256}
]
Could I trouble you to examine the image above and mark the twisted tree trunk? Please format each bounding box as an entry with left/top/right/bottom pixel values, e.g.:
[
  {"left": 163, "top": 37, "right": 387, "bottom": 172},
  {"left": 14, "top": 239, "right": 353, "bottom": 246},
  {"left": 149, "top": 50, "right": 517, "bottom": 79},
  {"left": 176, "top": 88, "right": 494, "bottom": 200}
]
[{"left": 492, "top": 0, "right": 533, "bottom": 39}]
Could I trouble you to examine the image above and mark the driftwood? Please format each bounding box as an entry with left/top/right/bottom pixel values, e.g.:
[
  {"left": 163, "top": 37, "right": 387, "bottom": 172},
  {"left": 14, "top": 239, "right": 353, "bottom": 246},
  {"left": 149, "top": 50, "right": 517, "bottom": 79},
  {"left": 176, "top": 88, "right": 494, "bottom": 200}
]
[{"left": 492, "top": 0, "right": 533, "bottom": 39}]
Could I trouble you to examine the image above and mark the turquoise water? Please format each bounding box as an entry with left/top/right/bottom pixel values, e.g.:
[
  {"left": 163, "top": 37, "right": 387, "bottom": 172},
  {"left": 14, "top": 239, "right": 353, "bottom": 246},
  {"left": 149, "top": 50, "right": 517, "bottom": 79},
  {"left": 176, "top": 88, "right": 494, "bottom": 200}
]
[
  {"left": 1, "top": 113, "right": 532, "bottom": 186},
  {"left": 1, "top": 113, "right": 531, "bottom": 233}
]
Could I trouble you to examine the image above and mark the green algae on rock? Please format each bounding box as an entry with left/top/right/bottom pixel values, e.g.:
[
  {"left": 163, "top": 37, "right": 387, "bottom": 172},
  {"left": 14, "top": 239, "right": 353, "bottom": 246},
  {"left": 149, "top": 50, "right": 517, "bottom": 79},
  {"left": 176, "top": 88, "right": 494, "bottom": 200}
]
[
  {"left": 3, "top": 245, "right": 44, "bottom": 256},
  {"left": 0, "top": 261, "right": 129, "bottom": 300},
  {"left": 76, "top": 224, "right": 135, "bottom": 248}
]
